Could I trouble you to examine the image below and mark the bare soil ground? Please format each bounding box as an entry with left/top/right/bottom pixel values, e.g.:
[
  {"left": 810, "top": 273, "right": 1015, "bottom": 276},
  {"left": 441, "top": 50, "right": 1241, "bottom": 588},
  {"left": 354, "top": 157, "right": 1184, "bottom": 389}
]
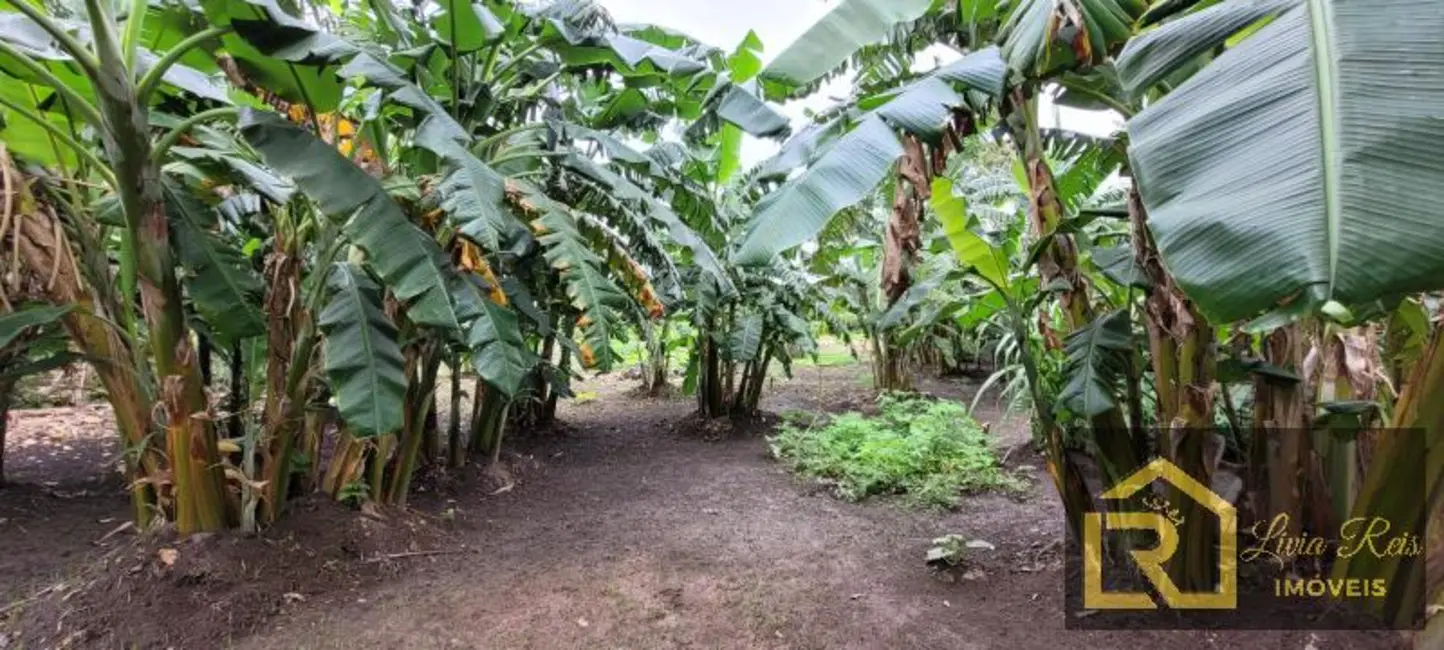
[
  {"left": 1, "top": 364, "right": 1411, "bottom": 649},
  {"left": 1, "top": 404, "right": 128, "bottom": 601}
]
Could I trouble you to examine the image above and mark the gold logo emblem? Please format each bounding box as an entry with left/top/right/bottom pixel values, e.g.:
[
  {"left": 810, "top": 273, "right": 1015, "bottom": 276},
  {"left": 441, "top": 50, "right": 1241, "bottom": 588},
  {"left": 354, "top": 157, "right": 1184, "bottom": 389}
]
[{"left": 1083, "top": 458, "right": 1237, "bottom": 609}]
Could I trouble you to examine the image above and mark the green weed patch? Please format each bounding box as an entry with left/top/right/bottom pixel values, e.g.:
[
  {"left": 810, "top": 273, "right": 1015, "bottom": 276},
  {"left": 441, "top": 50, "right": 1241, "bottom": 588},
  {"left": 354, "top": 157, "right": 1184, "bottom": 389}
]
[{"left": 768, "top": 395, "right": 1020, "bottom": 508}]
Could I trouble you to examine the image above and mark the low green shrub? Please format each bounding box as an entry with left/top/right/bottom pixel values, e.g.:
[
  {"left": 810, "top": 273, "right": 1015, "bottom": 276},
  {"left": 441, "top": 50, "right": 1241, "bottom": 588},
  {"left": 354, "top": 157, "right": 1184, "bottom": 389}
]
[{"left": 768, "top": 394, "right": 1019, "bottom": 507}]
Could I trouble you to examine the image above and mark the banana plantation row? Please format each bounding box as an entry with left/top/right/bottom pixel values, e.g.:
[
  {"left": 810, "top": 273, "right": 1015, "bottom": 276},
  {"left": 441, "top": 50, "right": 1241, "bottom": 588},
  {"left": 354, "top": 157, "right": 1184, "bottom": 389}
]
[{"left": 0, "top": 0, "right": 1439, "bottom": 634}]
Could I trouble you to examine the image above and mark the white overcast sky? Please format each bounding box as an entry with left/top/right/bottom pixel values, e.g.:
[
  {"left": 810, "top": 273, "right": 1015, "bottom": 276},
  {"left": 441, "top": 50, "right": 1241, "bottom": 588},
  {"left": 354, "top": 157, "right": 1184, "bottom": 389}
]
[{"left": 596, "top": 0, "right": 1122, "bottom": 165}]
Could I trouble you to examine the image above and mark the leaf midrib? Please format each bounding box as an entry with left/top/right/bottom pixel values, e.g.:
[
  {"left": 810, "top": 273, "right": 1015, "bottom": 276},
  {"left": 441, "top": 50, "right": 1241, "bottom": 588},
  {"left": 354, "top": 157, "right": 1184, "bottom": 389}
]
[{"left": 1305, "top": 0, "right": 1341, "bottom": 297}]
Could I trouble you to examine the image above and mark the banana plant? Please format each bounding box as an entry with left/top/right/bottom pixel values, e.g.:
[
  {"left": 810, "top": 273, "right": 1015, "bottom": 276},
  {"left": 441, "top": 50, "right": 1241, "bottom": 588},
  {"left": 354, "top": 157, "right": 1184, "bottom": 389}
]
[
  {"left": 212, "top": 0, "right": 747, "bottom": 502},
  {"left": 1118, "top": 0, "right": 1444, "bottom": 626},
  {"left": 683, "top": 191, "right": 831, "bottom": 418},
  {"left": 0, "top": 0, "right": 753, "bottom": 529},
  {"left": 0, "top": 0, "right": 255, "bottom": 532},
  {"left": 1118, "top": 0, "right": 1444, "bottom": 324}
]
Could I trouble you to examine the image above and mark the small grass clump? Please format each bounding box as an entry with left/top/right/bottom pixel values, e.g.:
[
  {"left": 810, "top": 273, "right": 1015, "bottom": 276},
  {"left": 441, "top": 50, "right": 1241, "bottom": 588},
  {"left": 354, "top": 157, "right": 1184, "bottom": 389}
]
[{"left": 769, "top": 395, "right": 1019, "bottom": 508}]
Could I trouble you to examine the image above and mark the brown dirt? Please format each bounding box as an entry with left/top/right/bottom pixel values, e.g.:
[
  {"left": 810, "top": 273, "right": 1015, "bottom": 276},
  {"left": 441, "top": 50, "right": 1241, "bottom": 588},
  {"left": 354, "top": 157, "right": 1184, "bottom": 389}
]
[
  {"left": 1, "top": 404, "right": 129, "bottom": 602},
  {"left": 1, "top": 364, "right": 1412, "bottom": 649},
  {"left": 4, "top": 496, "right": 466, "bottom": 649}
]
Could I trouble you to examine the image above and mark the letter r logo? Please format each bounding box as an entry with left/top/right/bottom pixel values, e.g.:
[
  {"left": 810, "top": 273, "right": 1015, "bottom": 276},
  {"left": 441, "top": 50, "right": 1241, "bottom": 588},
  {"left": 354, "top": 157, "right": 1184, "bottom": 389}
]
[{"left": 1082, "top": 459, "right": 1238, "bottom": 610}]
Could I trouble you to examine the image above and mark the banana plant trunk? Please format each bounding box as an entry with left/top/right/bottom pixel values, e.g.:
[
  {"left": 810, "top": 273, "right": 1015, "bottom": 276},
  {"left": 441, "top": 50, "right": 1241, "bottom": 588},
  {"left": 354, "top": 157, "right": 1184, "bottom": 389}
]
[
  {"left": 321, "top": 425, "right": 366, "bottom": 498},
  {"left": 1252, "top": 326, "right": 1311, "bottom": 539},
  {"left": 1333, "top": 326, "right": 1444, "bottom": 627},
  {"left": 446, "top": 357, "right": 463, "bottom": 466},
  {"left": 544, "top": 316, "right": 574, "bottom": 424},
  {"left": 874, "top": 337, "right": 912, "bottom": 392},
  {"left": 743, "top": 350, "right": 772, "bottom": 413},
  {"left": 1313, "top": 327, "right": 1378, "bottom": 528},
  {"left": 644, "top": 319, "right": 669, "bottom": 396},
  {"left": 1011, "top": 90, "right": 1138, "bottom": 516},
  {"left": 198, "top": 334, "right": 213, "bottom": 388},
  {"left": 1129, "top": 184, "right": 1218, "bottom": 591},
  {"left": 454, "top": 377, "right": 484, "bottom": 468},
  {"left": 8, "top": 172, "right": 160, "bottom": 524},
  {"left": 470, "top": 384, "right": 510, "bottom": 458},
  {"left": 227, "top": 340, "right": 246, "bottom": 440},
  {"left": 530, "top": 331, "right": 558, "bottom": 426},
  {"left": 699, "top": 317, "right": 727, "bottom": 418},
  {"left": 260, "top": 236, "right": 310, "bottom": 522},
  {"left": 86, "top": 0, "right": 230, "bottom": 532},
  {"left": 421, "top": 351, "right": 443, "bottom": 464},
  {"left": 731, "top": 322, "right": 771, "bottom": 414},
  {"left": 263, "top": 326, "right": 318, "bottom": 521},
  {"left": 388, "top": 343, "right": 438, "bottom": 505},
  {"left": 1006, "top": 300, "right": 1093, "bottom": 541}
]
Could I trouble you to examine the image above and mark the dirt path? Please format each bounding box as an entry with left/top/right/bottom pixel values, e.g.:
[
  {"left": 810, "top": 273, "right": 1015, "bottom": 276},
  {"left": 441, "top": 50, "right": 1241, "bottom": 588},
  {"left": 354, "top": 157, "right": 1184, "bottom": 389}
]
[
  {"left": 1, "top": 404, "right": 129, "bottom": 602},
  {"left": 217, "top": 367, "right": 1400, "bottom": 650},
  {"left": 0, "top": 365, "right": 1408, "bottom": 648}
]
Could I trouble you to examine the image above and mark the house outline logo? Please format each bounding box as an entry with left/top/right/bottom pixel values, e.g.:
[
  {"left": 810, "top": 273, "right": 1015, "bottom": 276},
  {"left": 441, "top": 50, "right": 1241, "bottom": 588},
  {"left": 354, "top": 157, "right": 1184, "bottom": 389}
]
[{"left": 1083, "top": 457, "right": 1238, "bottom": 610}]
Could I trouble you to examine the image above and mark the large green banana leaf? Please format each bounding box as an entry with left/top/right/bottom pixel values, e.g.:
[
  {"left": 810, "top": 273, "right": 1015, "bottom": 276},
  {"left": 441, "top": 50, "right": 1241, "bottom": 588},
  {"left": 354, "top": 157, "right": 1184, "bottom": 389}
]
[
  {"left": 140, "top": 4, "right": 227, "bottom": 73},
  {"left": 337, "top": 53, "right": 465, "bottom": 138},
  {"left": 554, "top": 148, "right": 734, "bottom": 296},
  {"left": 739, "top": 117, "right": 895, "bottom": 265},
  {"left": 0, "top": 303, "right": 77, "bottom": 382},
  {"left": 1060, "top": 309, "right": 1132, "bottom": 417},
  {"left": 203, "top": 0, "right": 350, "bottom": 111},
  {"left": 1091, "top": 244, "right": 1152, "bottom": 290},
  {"left": 874, "top": 77, "right": 964, "bottom": 139},
  {"left": 164, "top": 180, "right": 266, "bottom": 343},
  {"left": 734, "top": 116, "right": 902, "bottom": 266},
  {"left": 877, "top": 273, "right": 948, "bottom": 331},
  {"left": 414, "top": 120, "right": 520, "bottom": 253},
  {"left": 541, "top": 18, "right": 707, "bottom": 78},
  {"left": 0, "top": 81, "right": 81, "bottom": 168},
  {"left": 227, "top": 0, "right": 360, "bottom": 64},
  {"left": 557, "top": 158, "right": 682, "bottom": 298},
  {"left": 0, "top": 12, "right": 222, "bottom": 115},
  {"left": 754, "top": 119, "right": 849, "bottom": 180},
  {"left": 934, "top": 46, "right": 1008, "bottom": 97},
  {"left": 0, "top": 304, "right": 73, "bottom": 350},
  {"left": 135, "top": 49, "right": 231, "bottom": 103},
  {"left": 998, "top": 0, "right": 1147, "bottom": 78},
  {"left": 527, "top": 192, "right": 631, "bottom": 371},
  {"left": 571, "top": 205, "right": 681, "bottom": 303},
  {"left": 0, "top": 12, "right": 73, "bottom": 60},
  {"left": 759, "top": 0, "right": 935, "bottom": 98},
  {"left": 1116, "top": 0, "right": 1293, "bottom": 97},
  {"left": 467, "top": 300, "right": 532, "bottom": 398},
  {"left": 435, "top": 0, "right": 504, "bottom": 53},
  {"left": 623, "top": 23, "right": 722, "bottom": 59},
  {"left": 735, "top": 48, "right": 1006, "bottom": 264},
  {"left": 679, "top": 34, "right": 782, "bottom": 143},
  {"left": 0, "top": 14, "right": 97, "bottom": 118},
  {"left": 438, "top": 234, "right": 536, "bottom": 397},
  {"left": 729, "top": 313, "right": 764, "bottom": 362},
  {"left": 239, "top": 109, "right": 471, "bottom": 332},
  {"left": 318, "top": 263, "right": 406, "bottom": 437},
  {"left": 934, "top": 178, "right": 1011, "bottom": 293},
  {"left": 547, "top": 120, "right": 651, "bottom": 165},
  {"left": 166, "top": 145, "right": 296, "bottom": 204},
  {"left": 1123, "top": 0, "right": 1444, "bottom": 323},
  {"left": 717, "top": 31, "right": 766, "bottom": 182},
  {"left": 712, "top": 83, "right": 790, "bottom": 139}
]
